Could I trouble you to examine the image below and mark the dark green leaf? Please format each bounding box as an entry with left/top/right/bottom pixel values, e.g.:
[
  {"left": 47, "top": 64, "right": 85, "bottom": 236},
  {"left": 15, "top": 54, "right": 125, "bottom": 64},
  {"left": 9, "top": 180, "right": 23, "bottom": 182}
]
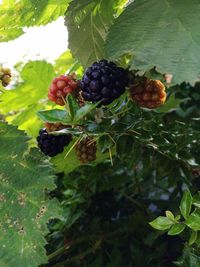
[
  {"left": 74, "top": 103, "right": 99, "bottom": 122},
  {"left": 106, "top": 0, "right": 200, "bottom": 84},
  {"left": 37, "top": 109, "right": 72, "bottom": 125},
  {"left": 65, "top": 0, "right": 126, "bottom": 67}
]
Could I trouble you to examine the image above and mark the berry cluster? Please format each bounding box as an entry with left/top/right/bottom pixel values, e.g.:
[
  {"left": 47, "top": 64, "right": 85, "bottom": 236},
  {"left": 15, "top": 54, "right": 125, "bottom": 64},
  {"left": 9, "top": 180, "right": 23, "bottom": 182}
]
[
  {"left": 38, "top": 59, "right": 167, "bottom": 161},
  {"left": 80, "top": 60, "right": 128, "bottom": 106},
  {"left": 37, "top": 128, "right": 72, "bottom": 157},
  {"left": 48, "top": 74, "right": 78, "bottom": 106},
  {"left": 0, "top": 67, "right": 11, "bottom": 87},
  {"left": 75, "top": 137, "right": 97, "bottom": 163},
  {"left": 130, "top": 79, "right": 166, "bottom": 109}
]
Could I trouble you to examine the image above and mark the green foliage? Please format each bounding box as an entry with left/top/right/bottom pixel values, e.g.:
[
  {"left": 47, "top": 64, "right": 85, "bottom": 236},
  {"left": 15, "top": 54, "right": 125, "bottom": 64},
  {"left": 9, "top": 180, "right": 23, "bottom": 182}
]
[
  {"left": 0, "top": 61, "right": 55, "bottom": 137},
  {"left": 37, "top": 102, "right": 98, "bottom": 124},
  {"left": 180, "top": 191, "right": 193, "bottom": 220},
  {"left": 150, "top": 190, "right": 200, "bottom": 248},
  {"left": 0, "top": 61, "right": 55, "bottom": 112},
  {"left": 149, "top": 216, "right": 174, "bottom": 230},
  {"left": 65, "top": 0, "right": 127, "bottom": 67},
  {"left": 106, "top": 0, "right": 200, "bottom": 84},
  {"left": 54, "top": 50, "right": 83, "bottom": 77},
  {"left": 0, "top": 122, "right": 60, "bottom": 267},
  {"left": 0, "top": 0, "right": 71, "bottom": 42}
]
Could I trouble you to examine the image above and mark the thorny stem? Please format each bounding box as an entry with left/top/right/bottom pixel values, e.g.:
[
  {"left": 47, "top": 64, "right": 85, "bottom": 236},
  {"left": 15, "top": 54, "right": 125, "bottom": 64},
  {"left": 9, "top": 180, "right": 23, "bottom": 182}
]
[{"left": 49, "top": 230, "right": 125, "bottom": 265}]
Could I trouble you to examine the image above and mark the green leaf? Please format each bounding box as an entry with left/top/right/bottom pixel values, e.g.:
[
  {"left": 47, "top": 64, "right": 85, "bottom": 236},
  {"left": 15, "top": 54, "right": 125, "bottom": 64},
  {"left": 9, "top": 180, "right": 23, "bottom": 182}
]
[
  {"left": 106, "top": 0, "right": 200, "bottom": 84},
  {"left": 192, "top": 193, "right": 200, "bottom": 209},
  {"left": 7, "top": 103, "right": 44, "bottom": 138},
  {"left": 0, "top": 0, "right": 70, "bottom": 42},
  {"left": 175, "top": 215, "right": 181, "bottom": 221},
  {"left": 37, "top": 109, "right": 72, "bottom": 125},
  {"left": 180, "top": 190, "right": 193, "bottom": 220},
  {"left": 51, "top": 139, "right": 114, "bottom": 174},
  {"left": 0, "top": 61, "right": 55, "bottom": 113},
  {"left": 168, "top": 223, "right": 186, "bottom": 236},
  {"left": 54, "top": 50, "right": 83, "bottom": 77},
  {"left": 66, "top": 94, "right": 80, "bottom": 120},
  {"left": 176, "top": 246, "right": 200, "bottom": 267},
  {"left": 74, "top": 103, "right": 99, "bottom": 122},
  {"left": 186, "top": 210, "right": 200, "bottom": 231},
  {"left": 189, "top": 231, "right": 198, "bottom": 246},
  {"left": 165, "top": 210, "right": 175, "bottom": 221},
  {"left": 65, "top": 0, "right": 126, "bottom": 67},
  {"left": 157, "top": 94, "right": 181, "bottom": 113},
  {"left": 149, "top": 216, "right": 174, "bottom": 231},
  {"left": 0, "top": 122, "right": 60, "bottom": 267}
]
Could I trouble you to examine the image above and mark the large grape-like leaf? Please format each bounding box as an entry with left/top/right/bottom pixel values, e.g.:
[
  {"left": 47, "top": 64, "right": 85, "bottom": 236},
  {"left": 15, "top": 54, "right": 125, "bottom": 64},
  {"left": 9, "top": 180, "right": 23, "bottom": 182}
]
[
  {"left": 0, "top": 61, "right": 55, "bottom": 136},
  {"left": 106, "top": 0, "right": 200, "bottom": 84},
  {"left": 0, "top": 122, "right": 60, "bottom": 267},
  {"left": 65, "top": 0, "right": 128, "bottom": 67},
  {"left": 0, "top": 61, "right": 55, "bottom": 112},
  {"left": 0, "top": 0, "right": 70, "bottom": 42},
  {"left": 7, "top": 103, "right": 44, "bottom": 138},
  {"left": 54, "top": 50, "right": 83, "bottom": 77}
]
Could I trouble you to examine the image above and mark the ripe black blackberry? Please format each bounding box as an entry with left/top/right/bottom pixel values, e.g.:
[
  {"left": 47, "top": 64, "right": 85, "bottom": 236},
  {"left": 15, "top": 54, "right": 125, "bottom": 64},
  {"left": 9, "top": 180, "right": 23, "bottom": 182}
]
[
  {"left": 80, "top": 59, "right": 128, "bottom": 106},
  {"left": 75, "top": 137, "right": 97, "bottom": 163},
  {"left": 37, "top": 129, "right": 72, "bottom": 157}
]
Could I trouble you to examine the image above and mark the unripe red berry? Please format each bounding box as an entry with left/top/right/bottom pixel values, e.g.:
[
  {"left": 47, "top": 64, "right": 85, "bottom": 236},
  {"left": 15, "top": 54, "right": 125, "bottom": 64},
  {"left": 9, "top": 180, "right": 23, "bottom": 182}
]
[
  {"left": 48, "top": 74, "right": 78, "bottom": 106},
  {"left": 130, "top": 79, "right": 166, "bottom": 109}
]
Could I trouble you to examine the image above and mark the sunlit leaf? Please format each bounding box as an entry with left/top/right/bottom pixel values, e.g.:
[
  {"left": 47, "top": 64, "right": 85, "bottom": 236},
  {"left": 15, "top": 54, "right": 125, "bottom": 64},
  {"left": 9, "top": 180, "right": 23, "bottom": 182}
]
[
  {"left": 0, "top": 0, "right": 70, "bottom": 42},
  {"left": 65, "top": 0, "right": 127, "bottom": 67}
]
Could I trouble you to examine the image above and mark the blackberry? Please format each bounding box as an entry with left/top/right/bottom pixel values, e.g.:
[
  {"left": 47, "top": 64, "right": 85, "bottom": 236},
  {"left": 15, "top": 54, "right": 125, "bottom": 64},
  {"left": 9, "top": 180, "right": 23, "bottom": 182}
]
[
  {"left": 75, "top": 137, "right": 97, "bottom": 163},
  {"left": 130, "top": 79, "right": 166, "bottom": 109},
  {"left": 80, "top": 59, "right": 128, "bottom": 106},
  {"left": 0, "top": 67, "right": 11, "bottom": 87},
  {"left": 48, "top": 74, "right": 78, "bottom": 106},
  {"left": 37, "top": 128, "right": 72, "bottom": 157}
]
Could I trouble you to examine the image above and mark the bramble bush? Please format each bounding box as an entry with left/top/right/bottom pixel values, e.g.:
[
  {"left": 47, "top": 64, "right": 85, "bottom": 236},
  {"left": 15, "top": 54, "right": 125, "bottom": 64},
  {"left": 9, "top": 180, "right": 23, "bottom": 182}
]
[{"left": 1, "top": 0, "right": 200, "bottom": 266}]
